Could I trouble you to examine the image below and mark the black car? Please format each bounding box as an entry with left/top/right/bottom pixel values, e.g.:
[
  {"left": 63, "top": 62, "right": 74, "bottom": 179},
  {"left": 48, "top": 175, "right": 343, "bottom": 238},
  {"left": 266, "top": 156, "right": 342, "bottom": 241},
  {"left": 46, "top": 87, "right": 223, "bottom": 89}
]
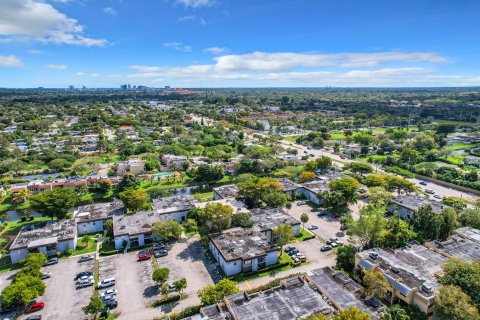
[
  {"left": 320, "top": 245, "right": 332, "bottom": 252},
  {"left": 104, "top": 299, "right": 118, "bottom": 309},
  {"left": 75, "top": 271, "right": 93, "bottom": 280},
  {"left": 154, "top": 250, "right": 168, "bottom": 258},
  {"left": 44, "top": 257, "right": 58, "bottom": 266}
]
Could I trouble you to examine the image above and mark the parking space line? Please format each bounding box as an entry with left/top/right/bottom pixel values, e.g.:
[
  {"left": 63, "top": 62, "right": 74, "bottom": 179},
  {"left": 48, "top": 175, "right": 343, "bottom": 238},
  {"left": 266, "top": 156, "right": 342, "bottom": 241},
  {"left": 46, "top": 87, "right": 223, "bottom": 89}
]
[{"left": 244, "top": 281, "right": 252, "bottom": 290}]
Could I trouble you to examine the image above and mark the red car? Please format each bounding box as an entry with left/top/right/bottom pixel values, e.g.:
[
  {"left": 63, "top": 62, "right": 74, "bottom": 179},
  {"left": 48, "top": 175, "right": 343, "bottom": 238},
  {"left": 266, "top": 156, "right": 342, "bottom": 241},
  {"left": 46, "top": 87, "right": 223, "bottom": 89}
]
[
  {"left": 25, "top": 301, "right": 45, "bottom": 313},
  {"left": 137, "top": 253, "right": 151, "bottom": 261}
]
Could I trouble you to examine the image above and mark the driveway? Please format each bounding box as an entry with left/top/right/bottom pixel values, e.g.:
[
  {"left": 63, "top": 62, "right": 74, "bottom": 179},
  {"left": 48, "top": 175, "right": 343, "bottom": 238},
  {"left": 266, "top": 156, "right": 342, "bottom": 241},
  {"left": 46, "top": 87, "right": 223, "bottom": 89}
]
[
  {"left": 98, "top": 252, "right": 157, "bottom": 319},
  {"left": 35, "top": 256, "right": 95, "bottom": 320},
  {"left": 287, "top": 203, "right": 347, "bottom": 242}
]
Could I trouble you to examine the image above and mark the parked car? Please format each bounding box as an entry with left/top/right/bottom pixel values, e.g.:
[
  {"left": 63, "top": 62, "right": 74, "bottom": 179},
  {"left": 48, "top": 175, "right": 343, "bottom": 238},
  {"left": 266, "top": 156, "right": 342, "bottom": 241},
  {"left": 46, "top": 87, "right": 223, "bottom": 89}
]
[
  {"left": 326, "top": 238, "right": 338, "bottom": 245},
  {"left": 97, "top": 278, "right": 116, "bottom": 289},
  {"left": 137, "top": 253, "right": 152, "bottom": 261},
  {"left": 101, "top": 289, "right": 117, "bottom": 298},
  {"left": 419, "top": 181, "right": 428, "bottom": 186},
  {"left": 75, "top": 271, "right": 93, "bottom": 280},
  {"left": 308, "top": 225, "right": 318, "bottom": 230},
  {"left": 288, "top": 248, "right": 299, "bottom": 256},
  {"left": 101, "top": 294, "right": 115, "bottom": 302},
  {"left": 284, "top": 246, "right": 295, "bottom": 253},
  {"left": 154, "top": 250, "right": 168, "bottom": 258},
  {"left": 26, "top": 315, "right": 42, "bottom": 320},
  {"left": 78, "top": 255, "right": 94, "bottom": 263},
  {"left": 40, "top": 272, "right": 52, "bottom": 280},
  {"left": 340, "top": 225, "right": 348, "bottom": 231},
  {"left": 103, "top": 300, "right": 118, "bottom": 309},
  {"left": 320, "top": 245, "right": 332, "bottom": 252},
  {"left": 25, "top": 301, "right": 44, "bottom": 313},
  {"left": 336, "top": 241, "right": 344, "bottom": 246},
  {"left": 425, "top": 188, "right": 435, "bottom": 194},
  {"left": 317, "top": 211, "right": 327, "bottom": 217},
  {"left": 44, "top": 258, "right": 58, "bottom": 266},
  {"left": 434, "top": 194, "right": 442, "bottom": 199},
  {"left": 296, "top": 201, "right": 306, "bottom": 205},
  {"left": 76, "top": 279, "right": 94, "bottom": 289},
  {"left": 151, "top": 243, "right": 166, "bottom": 251},
  {"left": 76, "top": 275, "right": 93, "bottom": 284}
]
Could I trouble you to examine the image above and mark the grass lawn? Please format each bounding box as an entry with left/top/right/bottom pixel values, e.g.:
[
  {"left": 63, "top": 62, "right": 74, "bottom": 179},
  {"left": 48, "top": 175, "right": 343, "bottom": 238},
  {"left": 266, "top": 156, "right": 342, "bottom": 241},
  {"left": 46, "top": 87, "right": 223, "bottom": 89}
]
[
  {"left": 80, "top": 189, "right": 115, "bottom": 203},
  {"left": 442, "top": 142, "right": 480, "bottom": 152},
  {"left": 99, "top": 239, "right": 119, "bottom": 256},
  {"left": 2, "top": 216, "right": 52, "bottom": 236},
  {"left": 230, "top": 253, "right": 305, "bottom": 283},
  {"left": 293, "top": 227, "right": 315, "bottom": 242},
  {"left": 193, "top": 191, "right": 213, "bottom": 202},
  {"left": 73, "top": 233, "right": 101, "bottom": 256},
  {"left": 330, "top": 132, "right": 346, "bottom": 140},
  {"left": 284, "top": 136, "right": 299, "bottom": 143}
]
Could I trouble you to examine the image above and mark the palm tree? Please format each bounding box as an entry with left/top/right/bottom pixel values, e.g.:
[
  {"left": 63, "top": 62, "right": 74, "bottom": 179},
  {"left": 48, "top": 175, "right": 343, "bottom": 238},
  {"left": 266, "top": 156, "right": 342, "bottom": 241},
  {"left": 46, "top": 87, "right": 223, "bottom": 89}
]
[{"left": 382, "top": 305, "right": 410, "bottom": 320}]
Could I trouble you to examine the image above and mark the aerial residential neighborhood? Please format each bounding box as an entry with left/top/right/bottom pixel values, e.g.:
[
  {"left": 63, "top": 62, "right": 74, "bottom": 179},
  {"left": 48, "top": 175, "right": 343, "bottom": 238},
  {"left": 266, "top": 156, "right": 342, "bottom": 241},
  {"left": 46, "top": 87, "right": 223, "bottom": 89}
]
[{"left": 1, "top": 1, "right": 480, "bottom": 320}]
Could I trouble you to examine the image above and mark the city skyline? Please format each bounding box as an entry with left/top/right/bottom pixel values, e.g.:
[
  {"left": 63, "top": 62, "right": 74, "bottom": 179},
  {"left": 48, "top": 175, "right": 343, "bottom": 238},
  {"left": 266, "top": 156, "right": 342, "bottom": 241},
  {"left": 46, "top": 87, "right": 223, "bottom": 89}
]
[{"left": 0, "top": 0, "right": 479, "bottom": 88}]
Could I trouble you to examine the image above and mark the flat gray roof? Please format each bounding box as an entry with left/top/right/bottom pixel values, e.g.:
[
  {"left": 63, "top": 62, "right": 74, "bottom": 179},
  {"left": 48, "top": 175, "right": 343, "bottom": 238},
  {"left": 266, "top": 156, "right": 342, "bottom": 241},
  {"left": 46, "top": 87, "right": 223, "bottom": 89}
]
[
  {"left": 308, "top": 267, "right": 380, "bottom": 317},
  {"left": 227, "top": 276, "right": 333, "bottom": 320},
  {"left": 10, "top": 219, "right": 77, "bottom": 250},
  {"left": 276, "top": 178, "right": 300, "bottom": 192},
  {"left": 74, "top": 199, "right": 125, "bottom": 223},
  {"left": 357, "top": 245, "right": 446, "bottom": 297},
  {"left": 391, "top": 195, "right": 448, "bottom": 214},
  {"left": 212, "top": 184, "right": 239, "bottom": 199},
  {"left": 249, "top": 208, "right": 300, "bottom": 232},
  {"left": 152, "top": 195, "right": 198, "bottom": 215},
  {"left": 209, "top": 228, "right": 278, "bottom": 262},
  {"left": 428, "top": 228, "right": 480, "bottom": 261}
]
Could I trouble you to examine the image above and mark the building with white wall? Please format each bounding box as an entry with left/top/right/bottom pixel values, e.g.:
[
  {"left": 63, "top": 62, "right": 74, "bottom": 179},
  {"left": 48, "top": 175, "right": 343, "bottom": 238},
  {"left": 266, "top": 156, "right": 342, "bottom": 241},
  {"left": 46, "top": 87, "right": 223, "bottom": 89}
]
[
  {"left": 9, "top": 219, "right": 77, "bottom": 264},
  {"left": 74, "top": 199, "right": 125, "bottom": 235},
  {"left": 209, "top": 228, "right": 279, "bottom": 276}
]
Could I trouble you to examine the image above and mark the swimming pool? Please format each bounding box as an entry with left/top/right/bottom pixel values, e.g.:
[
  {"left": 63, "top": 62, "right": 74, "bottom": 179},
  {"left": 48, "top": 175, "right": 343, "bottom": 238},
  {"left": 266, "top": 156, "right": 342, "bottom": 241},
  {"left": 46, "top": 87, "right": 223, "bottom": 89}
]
[{"left": 152, "top": 172, "right": 175, "bottom": 179}]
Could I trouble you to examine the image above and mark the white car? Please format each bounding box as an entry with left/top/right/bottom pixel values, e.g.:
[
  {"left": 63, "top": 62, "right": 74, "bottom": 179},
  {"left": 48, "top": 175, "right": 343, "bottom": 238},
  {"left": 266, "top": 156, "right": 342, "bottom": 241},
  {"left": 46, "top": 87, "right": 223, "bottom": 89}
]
[
  {"left": 97, "top": 278, "right": 116, "bottom": 289},
  {"left": 76, "top": 275, "right": 93, "bottom": 284},
  {"left": 101, "top": 289, "right": 118, "bottom": 298},
  {"left": 308, "top": 225, "right": 318, "bottom": 230}
]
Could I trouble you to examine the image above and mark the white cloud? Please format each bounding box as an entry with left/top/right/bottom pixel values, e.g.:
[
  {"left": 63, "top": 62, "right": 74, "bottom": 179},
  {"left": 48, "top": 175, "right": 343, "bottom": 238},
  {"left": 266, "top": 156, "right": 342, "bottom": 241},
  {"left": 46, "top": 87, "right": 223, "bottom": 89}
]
[
  {"left": 89, "top": 73, "right": 99, "bottom": 77},
  {"left": 177, "top": 15, "right": 206, "bottom": 25},
  {"left": 27, "top": 49, "right": 45, "bottom": 54},
  {"left": 163, "top": 42, "right": 192, "bottom": 52},
  {"left": 74, "top": 71, "right": 85, "bottom": 76},
  {"left": 103, "top": 7, "right": 117, "bottom": 16},
  {"left": 0, "top": 55, "right": 23, "bottom": 67},
  {"left": 0, "top": 0, "right": 107, "bottom": 46},
  {"left": 125, "top": 50, "right": 477, "bottom": 87},
  {"left": 204, "top": 47, "right": 227, "bottom": 55},
  {"left": 46, "top": 64, "right": 67, "bottom": 70},
  {"left": 176, "top": 0, "right": 215, "bottom": 8}
]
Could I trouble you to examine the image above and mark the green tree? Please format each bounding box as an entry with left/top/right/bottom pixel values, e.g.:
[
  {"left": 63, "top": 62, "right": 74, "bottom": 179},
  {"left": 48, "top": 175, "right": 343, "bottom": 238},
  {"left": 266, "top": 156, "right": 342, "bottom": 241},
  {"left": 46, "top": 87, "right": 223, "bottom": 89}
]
[
  {"left": 300, "top": 213, "right": 309, "bottom": 229},
  {"left": 345, "top": 162, "right": 373, "bottom": 176},
  {"left": 231, "top": 212, "right": 253, "bottom": 228},
  {"left": 299, "top": 171, "right": 316, "bottom": 182},
  {"left": 48, "top": 158, "right": 72, "bottom": 171},
  {"left": 273, "top": 224, "right": 294, "bottom": 256},
  {"left": 385, "top": 176, "right": 415, "bottom": 195},
  {"left": 379, "top": 215, "right": 416, "bottom": 248},
  {"left": 335, "top": 245, "right": 357, "bottom": 275},
  {"left": 382, "top": 305, "right": 410, "bottom": 320},
  {"left": 152, "top": 267, "right": 170, "bottom": 286},
  {"left": 434, "top": 285, "right": 479, "bottom": 320},
  {"left": 82, "top": 294, "right": 104, "bottom": 320},
  {"left": 202, "top": 202, "right": 234, "bottom": 232},
  {"left": 440, "top": 259, "right": 480, "bottom": 305},
  {"left": 184, "top": 218, "right": 198, "bottom": 234},
  {"left": 103, "top": 220, "right": 113, "bottom": 237},
  {"left": 363, "top": 269, "right": 389, "bottom": 299},
  {"left": 30, "top": 187, "right": 77, "bottom": 220},
  {"left": 98, "top": 178, "right": 112, "bottom": 193},
  {"left": 197, "top": 278, "right": 239, "bottom": 305},
  {"left": 348, "top": 204, "right": 386, "bottom": 248},
  {"left": 116, "top": 174, "right": 140, "bottom": 192},
  {"left": 152, "top": 220, "right": 183, "bottom": 241},
  {"left": 328, "top": 176, "right": 360, "bottom": 207},
  {"left": 458, "top": 208, "right": 480, "bottom": 229},
  {"left": 316, "top": 156, "right": 332, "bottom": 170},
  {"left": 119, "top": 188, "right": 150, "bottom": 213},
  {"left": 173, "top": 278, "right": 187, "bottom": 297},
  {"left": 333, "top": 307, "right": 371, "bottom": 320},
  {"left": 238, "top": 176, "right": 282, "bottom": 207}
]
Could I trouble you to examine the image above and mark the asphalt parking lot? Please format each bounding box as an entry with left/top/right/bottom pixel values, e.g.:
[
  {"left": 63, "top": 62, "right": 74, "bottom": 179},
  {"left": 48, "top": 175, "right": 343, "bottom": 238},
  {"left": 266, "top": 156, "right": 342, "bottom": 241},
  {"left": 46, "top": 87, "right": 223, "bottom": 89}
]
[
  {"left": 155, "top": 236, "right": 215, "bottom": 297},
  {"left": 34, "top": 256, "right": 95, "bottom": 320},
  {"left": 98, "top": 251, "right": 157, "bottom": 318},
  {"left": 287, "top": 203, "right": 347, "bottom": 242}
]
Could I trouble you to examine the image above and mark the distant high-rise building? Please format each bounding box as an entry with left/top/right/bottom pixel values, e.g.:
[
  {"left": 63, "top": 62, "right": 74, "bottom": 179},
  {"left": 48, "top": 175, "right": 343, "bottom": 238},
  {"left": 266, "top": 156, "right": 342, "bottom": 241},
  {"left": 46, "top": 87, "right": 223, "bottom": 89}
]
[
  {"left": 127, "top": 84, "right": 131, "bottom": 90},
  {"left": 165, "top": 85, "right": 171, "bottom": 90},
  {"left": 120, "top": 84, "right": 128, "bottom": 90},
  {"left": 68, "top": 85, "right": 74, "bottom": 91}
]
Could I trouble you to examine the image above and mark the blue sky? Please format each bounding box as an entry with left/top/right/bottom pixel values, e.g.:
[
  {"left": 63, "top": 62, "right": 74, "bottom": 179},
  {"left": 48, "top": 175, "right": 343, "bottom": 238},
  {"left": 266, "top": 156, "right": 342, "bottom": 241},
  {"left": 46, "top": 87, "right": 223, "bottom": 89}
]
[{"left": 0, "top": 0, "right": 479, "bottom": 88}]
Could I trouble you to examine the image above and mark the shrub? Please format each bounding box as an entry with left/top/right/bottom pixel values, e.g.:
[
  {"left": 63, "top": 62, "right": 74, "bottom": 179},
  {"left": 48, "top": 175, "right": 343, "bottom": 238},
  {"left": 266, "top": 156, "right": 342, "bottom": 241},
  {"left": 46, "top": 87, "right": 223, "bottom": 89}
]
[
  {"left": 29, "top": 216, "right": 34, "bottom": 221},
  {"left": 20, "top": 216, "right": 27, "bottom": 222},
  {"left": 65, "top": 249, "right": 73, "bottom": 256}
]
